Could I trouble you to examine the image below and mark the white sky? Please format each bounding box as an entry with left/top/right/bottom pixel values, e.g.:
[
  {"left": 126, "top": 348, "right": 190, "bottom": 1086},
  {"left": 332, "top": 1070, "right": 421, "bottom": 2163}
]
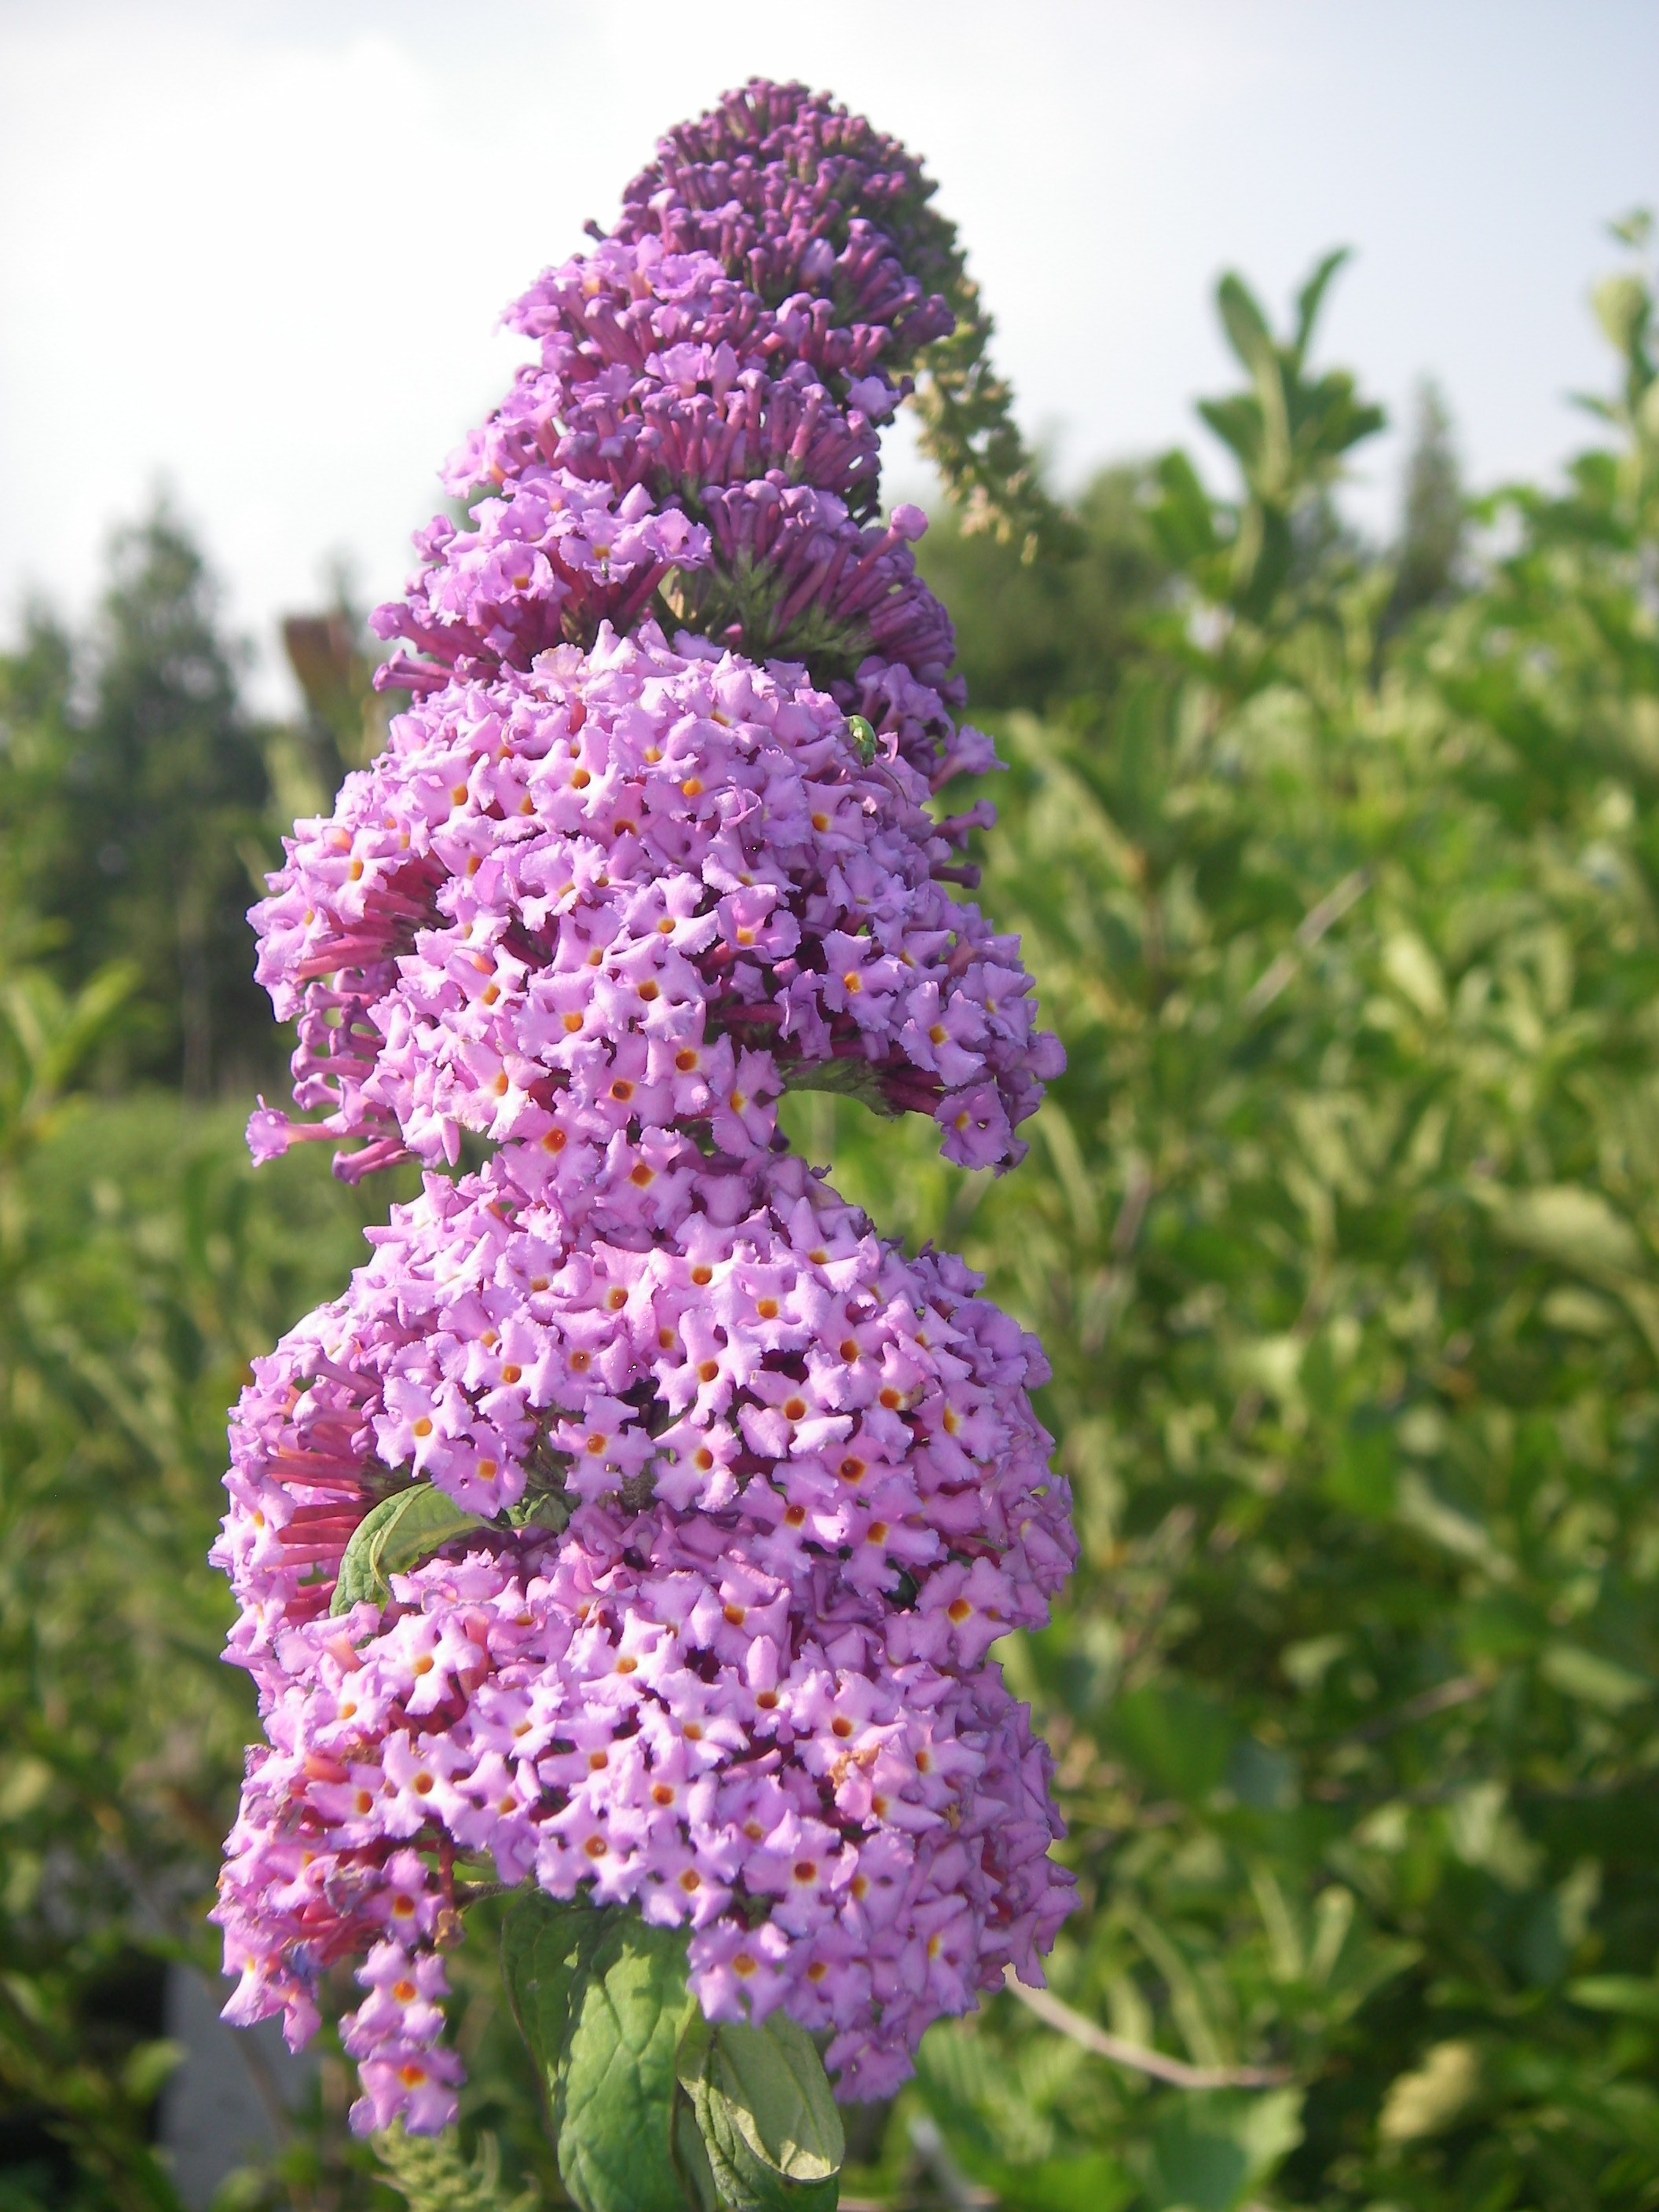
[{"left": 2, "top": 0, "right": 1657, "bottom": 712}]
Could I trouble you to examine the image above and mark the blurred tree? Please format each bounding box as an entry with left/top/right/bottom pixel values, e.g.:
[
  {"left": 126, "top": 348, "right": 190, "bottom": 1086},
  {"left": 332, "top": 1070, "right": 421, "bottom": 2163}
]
[
  {"left": 36, "top": 508, "right": 273, "bottom": 1094},
  {"left": 0, "top": 612, "right": 78, "bottom": 970},
  {"left": 1382, "top": 381, "right": 1465, "bottom": 637}
]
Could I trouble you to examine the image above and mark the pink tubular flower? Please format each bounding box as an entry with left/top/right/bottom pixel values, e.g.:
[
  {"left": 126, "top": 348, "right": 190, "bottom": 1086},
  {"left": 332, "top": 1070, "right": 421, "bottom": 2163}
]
[{"left": 220, "top": 79, "right": 1075, "bottom": 2139}]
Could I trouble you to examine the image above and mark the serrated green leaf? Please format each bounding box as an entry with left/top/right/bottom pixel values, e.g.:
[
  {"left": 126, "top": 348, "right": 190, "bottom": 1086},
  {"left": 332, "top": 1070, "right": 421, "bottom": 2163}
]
[
  {"left": 674, "top": 2089, "right": 721, "bottom": 2212},
  {"left": 683, "top": 2025, "right": 772, "bottom": 2212},
  {"left": 688, "top": 2089, "right": 836, "bottom": 2212},
  {"left": 506, "top": 1896, "right": 698, "bottom": 2211},
  {"left": 555, "top": 1913, "right": 698, "bottom": 2212},
  {"left": 331, "top": 1485, "right": 485, "bottom": 1615}
]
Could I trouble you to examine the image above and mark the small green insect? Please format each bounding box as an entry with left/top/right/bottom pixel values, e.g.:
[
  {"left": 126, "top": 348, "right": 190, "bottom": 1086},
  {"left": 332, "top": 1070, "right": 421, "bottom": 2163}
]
[{"left": 847, "top": 714, "right": 879, "bottom": 766}]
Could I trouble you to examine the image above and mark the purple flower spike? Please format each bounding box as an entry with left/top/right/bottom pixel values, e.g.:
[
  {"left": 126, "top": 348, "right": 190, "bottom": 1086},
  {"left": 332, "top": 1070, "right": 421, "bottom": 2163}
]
[
  {"left": 251, "top": 624, "right": 1058, "bottom": 1185},
  {"left": 220, "top": 82, "right": 1074, "bottom": 2142}
]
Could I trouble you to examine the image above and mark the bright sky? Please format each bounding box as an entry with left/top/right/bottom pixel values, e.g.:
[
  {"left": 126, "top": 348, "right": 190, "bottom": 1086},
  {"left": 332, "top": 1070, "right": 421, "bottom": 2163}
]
[{"left": 2, "top": 0, "right": 1656, "bottom": 711}]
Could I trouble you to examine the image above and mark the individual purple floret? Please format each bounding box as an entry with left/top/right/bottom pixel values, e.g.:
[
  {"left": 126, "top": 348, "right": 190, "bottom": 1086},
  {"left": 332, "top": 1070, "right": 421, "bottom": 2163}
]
[{"left": 219, "top": 79, "right": 1075, "bottom": 2141}]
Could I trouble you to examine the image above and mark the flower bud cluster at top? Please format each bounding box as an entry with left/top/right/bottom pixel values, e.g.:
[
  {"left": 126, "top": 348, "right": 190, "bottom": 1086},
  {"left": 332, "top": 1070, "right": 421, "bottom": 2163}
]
[{"left": 216, "top": 80, "right": 1076, "bottom": 2138}]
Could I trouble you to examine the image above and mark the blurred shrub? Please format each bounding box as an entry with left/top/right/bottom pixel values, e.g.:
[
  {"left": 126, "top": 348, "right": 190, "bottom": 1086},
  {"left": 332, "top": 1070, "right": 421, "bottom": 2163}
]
[
  {"left": 0, "top": 982, "right": 402, "bottom": 2200},
  {"left": 913, "top": 463, "right": 1173, "bottom": 716},
  {"left": 798, "top": 219, "right": 1659, "bottom": 2210}
]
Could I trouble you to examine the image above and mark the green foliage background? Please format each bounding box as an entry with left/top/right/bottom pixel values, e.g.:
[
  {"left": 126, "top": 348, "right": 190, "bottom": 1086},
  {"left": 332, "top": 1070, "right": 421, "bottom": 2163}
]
[{"left": 3, "top": 213, "right": 1658, "bottom": 2210}]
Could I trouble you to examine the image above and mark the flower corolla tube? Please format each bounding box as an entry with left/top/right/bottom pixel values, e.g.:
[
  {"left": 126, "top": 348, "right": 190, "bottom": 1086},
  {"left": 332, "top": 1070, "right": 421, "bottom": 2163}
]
[{"left": 216, "top": 78, "right": 1076, "bottom": 2137}]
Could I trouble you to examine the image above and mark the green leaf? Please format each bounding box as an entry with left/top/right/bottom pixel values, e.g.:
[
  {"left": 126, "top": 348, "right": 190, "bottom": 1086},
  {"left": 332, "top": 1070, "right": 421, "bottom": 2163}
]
[
  {"left": 1538, "top": 1285, "right": 1621, "bottom": 1336},
  {"left": 678, "top": 2010, "right": 842, "bottom": 2212},
  {"left": 119, "top": 2036, "right": 184, "bottom": 2107},
  {"left": 507, "top": 1489, "right": 573, "bottom": 1536},
  {"left": 556, "top": 1911, "right": 698, "bottom": 2212},
  {"left": 330, "top": 1485, "right": 485, "bottom": 1615},
  {"left": 1292, "top": 247, "right": 1352, "bottom": 367},
  {"left": 1485, "top": 1184, "right": 1644, "bottom": 1276},
  {"left": 501, "top": 1891, "right": 610, "bottom": 2091},
  {"left": 1148, "top": 2090, "right": 1303, "bottom": 2212},
  {"left": 1196, "top": 394, "right": 1265, "bottom": 478},
  {"left": 708, "top": 2014, "right": 843, "bottom": 2183},
  {"left": 1594, "top": 273, "right": 1651, "bottom": 365},
  {"left": 1540, "top": 1643, "right": 1654, "bottom": 1711},
  {"left": 1110, "top": 1682, "right": 1235, "bottom": 1800},
  {"left": 980, "top": 2152, "right": 1132, "bottom": 2212},
  {"left": 1216, "top": 274, "right": 1276, "bottom": 386},
  {"left": 1327, "top": 1421, "right": 1397, "bottom": 1519},
  {"left": 1378, "top": 2042, "right": 1481, "bottom": 2142},
  {"left": 1381, "top": 931, "right": 1447, "bottom": 1022},
  {"left": 674, "top": 2089, "right": 722, "bottom": 2212},
  {"left": 1567, "top": 1976, "right": 1659, "bottom": 2020},
  {"left": 1151, "top": 449, "right": 1220, "bottom": 565},
  {"left": 375, "top": 2123, "right": 539, "bottom": 2212},
  {"left": 504, "top": 1895, "right": 696, "bottom": 2211}
]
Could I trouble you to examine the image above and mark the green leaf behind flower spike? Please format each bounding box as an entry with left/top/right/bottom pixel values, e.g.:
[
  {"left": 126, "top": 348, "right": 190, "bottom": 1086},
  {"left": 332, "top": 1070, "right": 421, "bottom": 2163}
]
[
  {"left": 678, "top": 2010, "right": 843, "bottom": 2212},
  {"left": 504, "top": 1894, "right": 698, "bottom": 2212},
  {"left": 707, "top": 2014, "right": 843, "bottom": 2185},
  {"left": 330, "top": 1485, "right": 485, "bottom": 1615},
  {"left": 501, "top": 1892, "right": 609, "bottom": 2094}
]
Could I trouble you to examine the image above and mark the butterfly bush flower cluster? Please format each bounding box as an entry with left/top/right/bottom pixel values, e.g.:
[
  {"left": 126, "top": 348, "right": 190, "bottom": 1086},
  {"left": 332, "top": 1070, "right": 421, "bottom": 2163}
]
[
  {"left": 248, "top": 626, "right": 1057, "bottom": 1185},
  {"left": 217, "top": 79, "right": 1075, "bottom": 2137}
]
